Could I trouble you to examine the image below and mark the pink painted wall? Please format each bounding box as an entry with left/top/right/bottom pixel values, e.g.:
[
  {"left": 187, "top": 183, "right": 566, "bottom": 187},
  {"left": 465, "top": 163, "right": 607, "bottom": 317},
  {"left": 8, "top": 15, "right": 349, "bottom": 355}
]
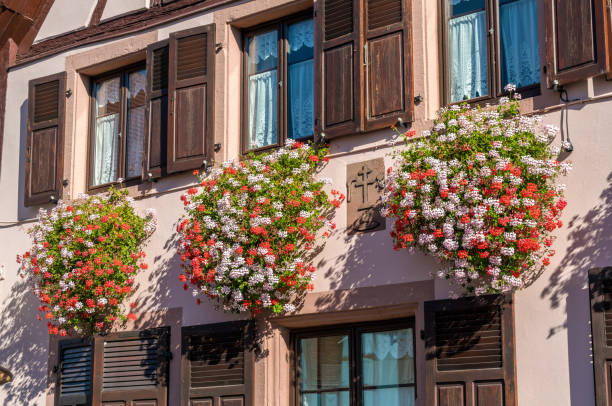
[{"left": 0, "top": 0, "right": 609, "bottom": 404}]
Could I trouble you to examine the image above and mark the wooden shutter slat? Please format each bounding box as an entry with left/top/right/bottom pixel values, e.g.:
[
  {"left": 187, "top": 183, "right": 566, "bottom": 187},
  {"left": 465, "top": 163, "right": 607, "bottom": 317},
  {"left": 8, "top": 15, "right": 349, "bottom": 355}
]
[
  {"left": 425, "top": 294, "right": 516, "bottom": 406},
  {"left": 315, "top": 0, "right": 362, "bottom": 139},
  {"left": 544, "top": 0, "right": 610, "bottom": 86},
  {"left": 364, "top": 0, "right": 413, "bottom": 131},
  {"left": 589, "top": 267, "right": 612, "bottom": 406},
  {"left": 92, "top": 328, "right": 169, "bottom": 406},
  {"left": 167, "top": 24, "right": 215, "bottom": 174},
  {"left": 25, "top": 72, "right": 65, "bottom": 207},
  {"left": 144, "top": 39, "right": 169, "bottom": 180},
  {"left": 182, "top": 321, "right": 253, "bottom": 406},
  {"left": 57, "top": 341, "right": 93, "bottom": 406}
]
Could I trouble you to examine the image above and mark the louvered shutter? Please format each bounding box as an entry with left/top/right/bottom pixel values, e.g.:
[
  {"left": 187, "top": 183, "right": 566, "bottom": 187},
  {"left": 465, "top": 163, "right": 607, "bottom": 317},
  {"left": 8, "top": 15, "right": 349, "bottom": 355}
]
[
  {"left": 424, "top": 294, "right": 516, "bottom": 406},
  {"left": 167, "top": 24, "right": 215, "bottom": 174},
  {"left": 144, "top": 39, "right": 169, "bottom": 180},
  {"left": 589, "top": 267, "right": 612, "bottom": 406},
  {"left": 544, "top": 0, "right": 610, "bottom": 86},
  {"left": 91, "top": 328, "right": 170, "bottom": 406},
  {"left": 57, "top": 341, "right": 93, "bottom": 406},
  {"left": 314, "top": 0, "right": 362, "bottom": 139},
  {"left": 364, "top": 0, "right": 413, "bottom": 131},
  {"left": 181, "top": 321, "right": 254, "bottom": 406},
  {"left": 25, "top": 72, "right": 65, "bottom": 206}
]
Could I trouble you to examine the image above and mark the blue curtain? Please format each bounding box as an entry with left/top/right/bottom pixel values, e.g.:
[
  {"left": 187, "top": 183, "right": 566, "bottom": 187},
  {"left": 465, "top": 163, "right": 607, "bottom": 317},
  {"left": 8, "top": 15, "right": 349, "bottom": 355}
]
[
  {"left": 449, "top": 10, "right": 488, "bottom": 102},
  {"left": 500, "top": 0, "right": 540, "bottom": 88},
  {"left": 288, "top": 19, "right": 314, "bottom": 140}
]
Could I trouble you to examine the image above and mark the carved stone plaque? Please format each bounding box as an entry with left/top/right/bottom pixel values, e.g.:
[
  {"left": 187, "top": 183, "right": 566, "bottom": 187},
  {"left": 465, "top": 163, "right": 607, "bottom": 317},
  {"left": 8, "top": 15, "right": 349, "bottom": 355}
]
[{"left": 346, "top": 158, "right": 386, "bottom": 233}]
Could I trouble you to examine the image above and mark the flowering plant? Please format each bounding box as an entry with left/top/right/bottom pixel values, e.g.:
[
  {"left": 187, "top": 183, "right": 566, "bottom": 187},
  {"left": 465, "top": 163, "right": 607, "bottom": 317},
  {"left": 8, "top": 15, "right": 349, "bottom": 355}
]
[
  {"left": 177, "top": 140, "right": 342, "bottom": 315},
  {"left": 382, "top": 87, "right": 572, "bottom": 294},
  {"left": 17, "top": 188, "right": 156, "bottom": 336}
]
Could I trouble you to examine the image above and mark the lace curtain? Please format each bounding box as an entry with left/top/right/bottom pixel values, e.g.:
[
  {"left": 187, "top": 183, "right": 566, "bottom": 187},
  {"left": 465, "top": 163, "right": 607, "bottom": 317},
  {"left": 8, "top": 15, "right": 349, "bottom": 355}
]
[
  {"left": 92, "top": 114, "right": 119, "bottom": 186},
  {"left": 247, "top": 70, "right": 277, "bottom": 149},
  {"left": 92, "top": 78, "right": 120, "bottom": 186},
  {"left": 361, "top": 329, "right": 415, "bottom": 405},
  {"left": 126, "top": 69, "right": 146, "bottom": 179},
  {"left": 449, "top": 10, "right": 488, "bottom": 102},
  {"left": 500, "top": 0, "right": 540, "bottom": 88}
]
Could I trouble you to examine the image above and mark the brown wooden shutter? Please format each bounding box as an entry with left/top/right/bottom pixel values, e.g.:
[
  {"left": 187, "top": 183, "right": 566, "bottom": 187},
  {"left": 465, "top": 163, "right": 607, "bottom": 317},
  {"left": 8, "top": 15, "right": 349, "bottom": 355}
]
[
  {"left": 589, "top": 267, "right": 612, "bottom": 406},
  {"left": 544, "top": 0, "right": 611, "bottom": 86},
  {"left": 91, "top": 328, "right": 170, "bottom": 406},
  {"left": 364, "top": 0, "right": 413, "bottom": 131},
  {"left": 57, "top": 340, "right": 93, "bottom": 406},
  {"left": 424, "top": 294, "right": 516, "bottom": 406},
  {"left": 181, "top": 321, "right": 254, "bottom": 406},
  {"left": 144, "top": 39, "right": 169, "bottom": 180},
  {"left": 25, "top": 72, "right": 65, "bottom": 206},
  {"left": 315, "top": 0, "right": 362, "bottom": 139},
  {"left": 167, "top": 24, "right": 215, "bottom": 174}
]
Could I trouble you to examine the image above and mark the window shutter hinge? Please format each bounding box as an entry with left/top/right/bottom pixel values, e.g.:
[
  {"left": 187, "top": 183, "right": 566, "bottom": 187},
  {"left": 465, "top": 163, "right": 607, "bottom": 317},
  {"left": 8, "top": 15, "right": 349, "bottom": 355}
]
[
  {"left": 363, "top": 43, "right": 368, "bottom": 65},
  {"left": 489, "top": 28, "right": 494, "bottom": 35},
  {"left": 169, "top": 96, "right": 174, "bottom": 116}
]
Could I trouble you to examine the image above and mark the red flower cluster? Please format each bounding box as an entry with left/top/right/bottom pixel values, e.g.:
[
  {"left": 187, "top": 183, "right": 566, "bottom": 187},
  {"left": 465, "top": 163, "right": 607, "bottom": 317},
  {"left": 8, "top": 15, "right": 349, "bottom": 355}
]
[
  {"left": 17, "top": 188, "right": 156, "bottom": 336},
  {"left": 177, "top": 141, "right": 342, "bottom": 315}
]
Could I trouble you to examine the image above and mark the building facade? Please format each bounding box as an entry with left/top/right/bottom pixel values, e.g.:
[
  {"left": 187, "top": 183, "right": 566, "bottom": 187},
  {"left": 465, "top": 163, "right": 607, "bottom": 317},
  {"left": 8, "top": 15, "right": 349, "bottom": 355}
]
[{"left": 0, "top": 0, "right": 611, "bottom": 405}]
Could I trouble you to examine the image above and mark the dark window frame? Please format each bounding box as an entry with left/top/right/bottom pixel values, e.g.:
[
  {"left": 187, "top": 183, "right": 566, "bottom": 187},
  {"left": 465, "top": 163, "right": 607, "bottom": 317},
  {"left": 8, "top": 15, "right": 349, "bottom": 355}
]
[
  {"left": 87, "top": 62, "right": 146, "bottom": 193},
  {"left": 440, "top": 0, "right": 542, "bottom": 106},
  {"left": 291, "top": 317, "right": 416, "bottom": 406},
  {"left": 241, "top": 10, "right": 314, "bottom": 155}
]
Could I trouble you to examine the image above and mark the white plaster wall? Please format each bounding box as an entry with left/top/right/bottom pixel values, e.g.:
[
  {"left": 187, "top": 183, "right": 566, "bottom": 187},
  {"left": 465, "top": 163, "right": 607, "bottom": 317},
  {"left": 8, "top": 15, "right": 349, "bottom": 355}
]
[
  {"left": 34, "top": 0, "right": 98, "bottom": 42},
  {"left": 100, "top": 0, "right": 150, "bottom": 22}
]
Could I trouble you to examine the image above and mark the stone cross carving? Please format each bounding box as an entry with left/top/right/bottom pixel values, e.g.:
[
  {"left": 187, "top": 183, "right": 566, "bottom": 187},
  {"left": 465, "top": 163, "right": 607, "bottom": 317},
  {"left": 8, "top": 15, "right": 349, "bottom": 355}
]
[{"left": 346, "top": 158, "right": 385, "bottom": 233}]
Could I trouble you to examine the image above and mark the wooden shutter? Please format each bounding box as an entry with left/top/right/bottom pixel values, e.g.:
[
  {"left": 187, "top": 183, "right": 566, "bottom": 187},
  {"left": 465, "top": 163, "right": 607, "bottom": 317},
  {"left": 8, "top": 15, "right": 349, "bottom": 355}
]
[
  {"left": 167, "top": 24, "right": 215, "bottom": 174},
  {"left": 57, "top": 340, "right": 93, "bottom": 406},
  {"left": 364, "top": 0, "right": 413, "bottom": 131},
  {"left": 181, "top": 321, "right": 254, "bottom": 406},
  {"left": 544, "top": 0, "right": 611, "bottom": 86},
  {"left": 25, "top": 72, "right": 65, "bottom": 206},
  {"left": 589, "top": 267, "right": 612, "bottom": 406},
  {"left": 91, "top": 328, "right": 170, "bottom": 406},
  {"left": 144, "top": 39, "right": 169, "bottom": 180},
  {"left": 424, "top": 294, "right": 516, "bottom": 406},
  {"left": 315, "top": 0, "right": 362, "bottom": 139}
]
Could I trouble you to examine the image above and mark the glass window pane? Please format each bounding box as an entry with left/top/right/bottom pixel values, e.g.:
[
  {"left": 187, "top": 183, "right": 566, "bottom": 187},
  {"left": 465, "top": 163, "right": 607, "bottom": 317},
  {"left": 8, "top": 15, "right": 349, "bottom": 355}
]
[
  {"left": 299, "top": 335, "right": 350, "bottom": 399},
  {"left": 499, "top": 0, "right": 540, "bottom": 89},
  {"left": 287, "top": 19, "right": 314, "bottom": 140},
  {"left": 301, "top": 391, "right": 350, "bottom": 406},
  {"left": 364, "top": 387, "right": 415, "bottom": 406},
  {"left": 92, "top": 76, "right": 120, "bottom": 186},
  {"left": 246, "top": 30, "right": 278, "bottom": 150},
  {"left": 126, "top": 69, "right": 146, "bottom": 179},
  {"left": 447, "top": 0, "right": 488, "bottom": 102},
  {"left": 361, "top": 328, "right": 415, "bottom": 406}
]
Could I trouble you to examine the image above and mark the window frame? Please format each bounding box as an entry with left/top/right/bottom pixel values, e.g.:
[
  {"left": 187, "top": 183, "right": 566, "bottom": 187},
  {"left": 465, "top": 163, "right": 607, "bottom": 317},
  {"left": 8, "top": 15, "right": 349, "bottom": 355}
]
[
  {"left": 440, "top": 0, "right": 542, "bottom": 106},
  {"left": 241, "top": 10, "right": 314, "bottom": 155},
  {"left": 291, "top": 317, "right": 416, "bottom": 406},
  {"left": 87, "top": 62, "right": 146, "bottom": 193}
]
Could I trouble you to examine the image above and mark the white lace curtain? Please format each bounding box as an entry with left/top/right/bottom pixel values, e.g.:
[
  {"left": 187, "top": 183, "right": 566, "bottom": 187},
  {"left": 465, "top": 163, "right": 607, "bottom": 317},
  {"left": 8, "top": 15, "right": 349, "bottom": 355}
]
[
  {"left": 449, "top": 10, "right": 488, "bottom": 102},
  {"left": 92, "top": 78, "right": 120, "bottom": 186},
  {"left": 500, "top": 0, "right": 540, "bottom": 88},
  {"left": 288, "top": 19, "right": 314, "bottom": 140},
  {"left": 247, "top": 70, "right": 277, "bottom": 149}
]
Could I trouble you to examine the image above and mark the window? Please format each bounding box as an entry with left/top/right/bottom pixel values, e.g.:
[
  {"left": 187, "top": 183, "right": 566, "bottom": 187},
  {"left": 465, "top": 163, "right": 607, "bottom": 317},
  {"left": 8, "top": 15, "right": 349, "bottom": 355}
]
[
  {"left": 243, "top": 14, "right": 314, "bottom": 152},
  {"left": 295, "top": 320, "right": 416, "bottom": 406},
  {"left": 443, "top": 0, "right": 540, "bottom": 103},
  {"left": 89, "top": 65, "right": 146, "bottom": 188}
]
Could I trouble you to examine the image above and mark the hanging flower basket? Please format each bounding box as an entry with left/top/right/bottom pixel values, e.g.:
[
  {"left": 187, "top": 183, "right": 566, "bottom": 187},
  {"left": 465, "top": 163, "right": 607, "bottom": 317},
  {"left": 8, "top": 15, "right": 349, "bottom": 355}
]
[
  {"left": 177, "top": 140, "right": 343, "bottom": 315},
  {"left": 382, "top": 88, "right": 572, "bottom": 295},
  {"left": 17, "top": 188, "right": 156, "bottom": 336}
]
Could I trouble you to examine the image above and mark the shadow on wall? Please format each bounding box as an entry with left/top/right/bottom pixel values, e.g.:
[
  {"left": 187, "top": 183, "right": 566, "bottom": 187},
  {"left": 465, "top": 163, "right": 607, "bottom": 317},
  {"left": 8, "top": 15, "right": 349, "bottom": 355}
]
[
  {"left": 0, "top": 279, "right": 50, "bottom": 405},
  {"left": 312, "top": 219, "right": 437, "bottom": 312},
  {"left": 540, "top": 172, "right": 612, "bottom": 405}
]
